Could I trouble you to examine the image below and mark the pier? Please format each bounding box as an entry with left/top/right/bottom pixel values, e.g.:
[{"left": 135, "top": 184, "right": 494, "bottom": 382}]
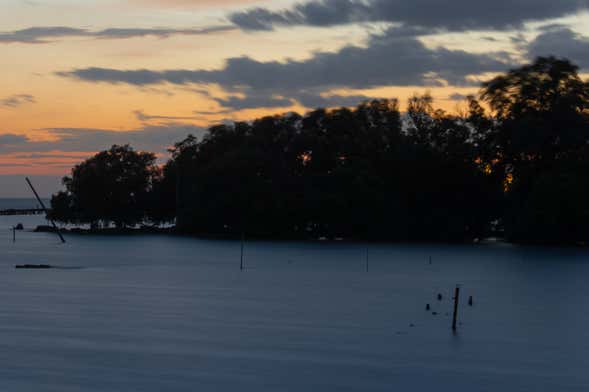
[{"left": 0, "top": 208, "right": 45, "bottom": 216}]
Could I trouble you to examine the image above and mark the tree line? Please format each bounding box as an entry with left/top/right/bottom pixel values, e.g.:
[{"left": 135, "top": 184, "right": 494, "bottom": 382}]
[{"left": 49, "top": 57, "right": 589, "bottom": 245}]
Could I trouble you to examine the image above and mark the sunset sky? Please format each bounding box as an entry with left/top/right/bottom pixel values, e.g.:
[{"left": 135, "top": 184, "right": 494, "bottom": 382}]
[{"left": 1, "top": 0, "right": 589, "bottom": 196}]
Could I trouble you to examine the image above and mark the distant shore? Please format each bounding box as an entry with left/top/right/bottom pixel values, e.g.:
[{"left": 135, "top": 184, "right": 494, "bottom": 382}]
[
  {"left": 33, "top": 224, "right": 515, "bottom": 245},
  {"left": 35, "top": 225, "right": 174, "bottom": 236},
  {"left": 34, "top": 224, "right": 589, "bottom": 248},
  {"left": 0, "top": 208, "right": 45, "bottom": 216}
]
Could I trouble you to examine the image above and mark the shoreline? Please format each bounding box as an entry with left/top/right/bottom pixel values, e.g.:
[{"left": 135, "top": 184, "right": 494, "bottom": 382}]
[
  {"left": 31, "top": 225, "right": 589, "bottom": 248},
  {"left": 37, "top": 224, "right": 572, "bottom": 248}
]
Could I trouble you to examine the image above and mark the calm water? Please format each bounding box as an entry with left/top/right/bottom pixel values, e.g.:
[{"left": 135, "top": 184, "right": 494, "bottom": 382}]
[
  {"left": 0, "top": 215, "right": 588, "bottom": 391},
  {"left": 0, "top": 198, "right": 49, "bottom": 210}
]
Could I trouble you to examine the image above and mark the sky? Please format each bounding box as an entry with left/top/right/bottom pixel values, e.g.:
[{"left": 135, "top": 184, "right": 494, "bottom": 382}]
[{"left": 1, "top": 0, "right": 589, "bottom": 197}]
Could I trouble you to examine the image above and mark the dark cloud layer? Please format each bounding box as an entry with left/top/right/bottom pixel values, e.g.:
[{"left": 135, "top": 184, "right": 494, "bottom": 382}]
[
  {"left": 230, "top": 0, "right": 589, "bottom": 32},
  {"left": 58, "top": 28, "right": 510, "bottom": 110},
  {"left": 0, "top": 25, "right": 235, "bottom": 44},
  {"left": 527, "top": 26, "right": 589, "bottom": 68}
]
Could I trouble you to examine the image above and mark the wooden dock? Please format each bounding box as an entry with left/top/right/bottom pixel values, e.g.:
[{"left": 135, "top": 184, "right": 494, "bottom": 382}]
[{"left": 0, "top": 209, "right": 45, "bottom": 216}]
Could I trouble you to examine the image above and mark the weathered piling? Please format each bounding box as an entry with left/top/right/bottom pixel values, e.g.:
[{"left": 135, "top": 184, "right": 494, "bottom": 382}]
[{"left": 452, "top": 286, "right": 460, "bottom": 331}]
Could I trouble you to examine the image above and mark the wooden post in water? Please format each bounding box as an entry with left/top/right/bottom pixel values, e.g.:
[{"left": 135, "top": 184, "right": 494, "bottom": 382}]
[
  {"left": 25, "top": 177, "right": 66, "bottom": 244},
  {"left": 12, "top": 226, "right": 16, "bottom": 243},
  {"left": 240, "top": 232, "right": 245, "bottom": 271},
  {"left": 452, "top": 285, "right": 460, "bottom": 331}
]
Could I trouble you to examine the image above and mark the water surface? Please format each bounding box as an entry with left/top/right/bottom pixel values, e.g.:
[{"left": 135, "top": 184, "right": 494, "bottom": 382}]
[{"left": 0, "top": 215, "right": 587, "bottom": 391}]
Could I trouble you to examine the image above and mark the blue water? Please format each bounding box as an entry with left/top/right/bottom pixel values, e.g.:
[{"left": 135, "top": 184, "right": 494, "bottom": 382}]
[
  {"left": 0, "top": 198, "right": 50, "bottom": 210},
  {"left": 0, "top": 215, "right": 588, "bottom": 391}
]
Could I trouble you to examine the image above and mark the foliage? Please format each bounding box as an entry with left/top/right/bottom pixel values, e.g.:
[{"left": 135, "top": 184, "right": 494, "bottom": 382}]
[
  {"left": 49, "top": 145, "right": 159, "bottom": 228},
  {"left": 49, "top": 57, "right": 589, "bottom": 245},
  {"left": 169, "top": 98, "right": 498, "bottom": 241},
  {"left": 481, "top": 57, "right": 589, "bottom": 243}
]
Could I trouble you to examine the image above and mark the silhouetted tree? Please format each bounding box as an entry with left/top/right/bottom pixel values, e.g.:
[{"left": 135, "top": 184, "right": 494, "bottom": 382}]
[
  {"left": 49, "top": 145, "right": 158, "bottom": 228},
  {"left": 49, "top": 57, "right": 589, "bottom": 245},
  {"left": 170, "top": 97, "right": 496, "bottom": 241},
  {"left": 482, "top": 57, "right": 589, "bottom": 243}
]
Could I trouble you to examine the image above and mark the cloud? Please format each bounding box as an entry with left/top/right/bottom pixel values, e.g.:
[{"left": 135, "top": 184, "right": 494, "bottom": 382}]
[
  {"left": 213, "top": 91, "right": 379, "bottom": 110},
  {"left": 448, "top": 93, "right": 469, "bottom": 101},
  {"left": 293, "top": 93, "right": 379, "bottom": 108},
  {"left": 214, "top": 94, "right": 294, "bottom": 110},
  {"left": 133, "top": 110, "right": 203, "bottom": 122},
  {"left": 0, "top": 134, "right": 30, "bottom": 146},
  {"left": 12, "top": 152, "right": 92, "bottom": 160},
  {"left": 94, "top": 25, "right": 236, "bottom": 39},
  {"left": 1, "top": 94, "right": 36, "bottom": 108},
  {"left": 44, "top": 124, "right": 206, "bottom": 153},
  {"left": 59, "top": 27, "right": 511, "bottom": 111},
  {"left": 230, "top": 0, "right": 589, "bottom": 32},
  {"left": 527, "top": 27, "right": 589, "bottom": 68},
  {"left": 0, "top": 124, "right": 205, "bottom": 154},
  {"left": 0, "top": 25, "right": 235, "bottom": 44},
  {"left": 130, "top": 0, "right": 262, "bottom": 8},
  {"left": 0, "top": 27, "right": 84, "bottom": 44}
]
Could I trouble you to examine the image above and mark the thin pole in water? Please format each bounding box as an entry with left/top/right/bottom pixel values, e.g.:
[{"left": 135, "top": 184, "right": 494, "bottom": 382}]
[
  {"left": 452, "top": 285, "right": 461, "bottom": 331},
  {"left": 25, "top": 177, "right": 66, "bottom": 244},
  {"left": 12, "top": 226, "right": 16, "bottom": 243},
  {"left": 240, "top": 232, "right": 245, "bottom": 271}
]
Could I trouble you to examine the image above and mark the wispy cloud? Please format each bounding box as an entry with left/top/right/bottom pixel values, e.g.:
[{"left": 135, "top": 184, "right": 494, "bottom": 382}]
[
  {"left": 133, "top": 110, "right": 204, "bottom": 122},
  {"left": 0, "top": 124, "right": 205, "bottom": 154},
  {"left": 230, "top": 0, "right": 589, "bottom": 32},
  {"left": 0, "top": 25, "right": 235, "bottom": 44},
  {"left": 448, "top": 93, "right": 470, "bottom": 101},
  {"left": 1, "top": 94, "right": 36, "bottom": 108},
  {"left": 0, "top": 134, "right": 30, "bottom": 145},
  {"left": 211, "top": 92, "right": 380, "bottom": 110},
  {"left": 46, "top": 125, "right": 205, "bottom": 153},
  {"left": 58, "top": 28, "right": 512, "bottom": 111},
  {"left": 214, "top": 94, "right": 294, "bottom": 110},
  {"left": 59, "top": 32, "right": 511, "bottom": 90}
]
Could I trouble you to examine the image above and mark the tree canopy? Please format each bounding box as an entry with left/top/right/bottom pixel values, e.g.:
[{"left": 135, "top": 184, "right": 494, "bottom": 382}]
[
  {"left": 166, "top": 96, "right": 499, "bottom": 241},
  {"left": 481, "top": 56, "right": 589, "bottom": 243},
  {"left": 49, "top": 145, "right": 159, "bottom": 228},
  {"left": 50, "top": 57, "right": 589, "bottom": 245}
]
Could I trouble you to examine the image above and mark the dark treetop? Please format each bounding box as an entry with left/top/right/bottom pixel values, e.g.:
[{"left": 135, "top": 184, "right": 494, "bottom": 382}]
[{"left": 50, "top": 57, "right": 589, "bottom": 245}]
